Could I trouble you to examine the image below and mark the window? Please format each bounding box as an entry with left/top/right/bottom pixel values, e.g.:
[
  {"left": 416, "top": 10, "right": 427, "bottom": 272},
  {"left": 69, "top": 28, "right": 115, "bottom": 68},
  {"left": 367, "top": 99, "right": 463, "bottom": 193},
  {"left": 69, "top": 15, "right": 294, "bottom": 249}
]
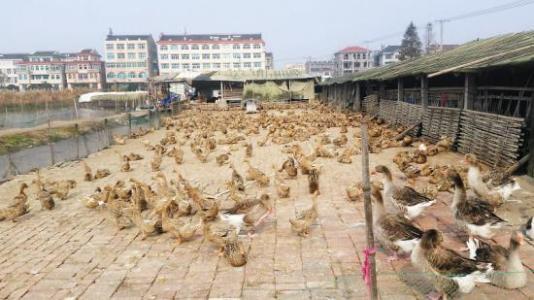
[
  {"left": 181, "top": 45, "right": 189, "bottom": 50},
  {"left": 213, "top": 63, "right": 221, "bottom": 69},
  {"left": 223, "top": 63, "right": 230, "bottom": 69},
  {"left": 137, "top": 62, "right": 147, "bottom": 67},
  {"left": 233, "top": 62, "right": 241, "bottom": 69},
  {"left": 212, "top": 53, "right": 220, "bottom": 59},
  {"left": 138, "top": 43, "right": 145, "bottom": 49},
  {"left": 161, "top": 63, "right": 169, "bottom": 69},
  {"left": 343, "top": 54, "right": 349, "bottom": 60},
  {"left": 212, "top": 44, "right": 220, "bottom": 50},
  {"left": 128, "top": 72, "right": 136, "bottom": 78},
  {"left": 192, "top": 63, "right": 200, "bottom": 70},
  {"left": 253, "top": 53, "right": 261, "bottom": 58},
  {"left": 127, "top": 44, "right": 135, "bottom": 50},
  {"left": 192, "top": 53, "right": 200, "bottom": 60},
  {"left": 106, "top": 43, "right": 114, "bottom": 50},
  {"left": 106, "top": 53, "right": 115, "bottom": 60},
  {"left": 138, "top": 53, "right": 146, "bottom": 59},
  {"left": 170, "top": 45, "right": 178, "bottom": 50},
  {"left": 118, "top": 72, "right": 126, "bottom": 79},
  {"left": 243, "top": 62, "right": 251, "bottom": 68},
  {"left": 171, "top": 63, "right": 180, "bottom": 69},
  {"left": 222, "top": 53, "right": 231, "bottom": 59},
  {"left": 202, "top": 54, "right": 210, "bottom": 59},
  {"left": 181, "top": 54, "right": 190, "bottom": 59},
  {"left": 171, "top": 54, "right": 179, "bottom": 60},
  {"left": 202, "top": 63, "right": 210, "bottom": 69},
  {"left": 253, "top": 44, "right": 261, "bottom": 49},
  {"left": 253, "top": 62, "right": 262, "bottom": 68},
  {"left": 233, "top": 53, "right": 241, "bottom": 59},
  {"left": 128, "top": 53, "right": 136, "bottom": 59},
  {"left": 117, "top": 43, "right": 125, "bottom": 50},
  {"left": 182, "top": 63, "right": 190, "bottom": 70},
  {"left": 160, "top": 45, "right": 168, "bottom": 51},
  {"left": 354, "top": 62, "right": 360, "bottom": 68},
  {"left": 191, "top": 44, "right": 199, "bottom": 50},
  {"left": 160, "top": 54, "right": 169, "bottom": 60},
  {"left": 139, "top": 72, "right": 146, "bottom": 78},
  {"left": 202, "top": 44, "right": 209, "bottom": 50},
  {"left": 243, "top": 53, "right": 251, "bottom": 59},
  {"left": 117, "top": 53, "right": 125, "bottom": 59},
  {"left": 343, "top": 62, "right": 352, "bottom": 68},
  {"left": 243, "top": 44, "right": 251, "bottom": 49},
  {"left": 233, "top": 44, "right": 241, "bottom": 50},
  {"left": 363, "top": 62, "right": 367, "bottom": 67},
  {"left": 362, "top": 53, "right": 366, "bottom": 59}
]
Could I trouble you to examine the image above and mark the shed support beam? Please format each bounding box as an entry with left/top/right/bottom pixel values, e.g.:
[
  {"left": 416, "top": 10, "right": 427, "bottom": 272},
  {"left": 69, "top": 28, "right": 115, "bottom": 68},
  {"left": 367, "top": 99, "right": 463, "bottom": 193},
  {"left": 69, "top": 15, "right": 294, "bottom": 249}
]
[
  {"left": 464, "top": 73, "right": 477, "bottom": 110},
  {"left": 353, "top": 83, "right": 361, "bottom": 111},
  {"left": 397, "top": 79, "right": 404, "bottom": 102},
  {"left": 421, "top": 76, "right": 429, "bottom": 109},
  {"left": 528, "top": 92, "right": 534, "bottom": 177},
  {"left": 379, "top": 82, "right": 386, "bottom": 100}
]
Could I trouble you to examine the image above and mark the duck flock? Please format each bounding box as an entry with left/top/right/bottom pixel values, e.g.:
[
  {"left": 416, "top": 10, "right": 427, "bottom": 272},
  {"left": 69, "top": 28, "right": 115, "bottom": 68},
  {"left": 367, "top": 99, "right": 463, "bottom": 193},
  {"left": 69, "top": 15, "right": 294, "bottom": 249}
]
[{"left": 1, "top": 103, "right": 532, "bottom": 298}]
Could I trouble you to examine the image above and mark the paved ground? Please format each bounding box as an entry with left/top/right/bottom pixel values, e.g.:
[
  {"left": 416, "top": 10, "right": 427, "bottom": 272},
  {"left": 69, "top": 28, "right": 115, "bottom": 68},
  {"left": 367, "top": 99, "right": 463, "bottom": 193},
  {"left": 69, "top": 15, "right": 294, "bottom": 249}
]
[{"left": 0, "top": 110, "right": 533, "bottom": 299}]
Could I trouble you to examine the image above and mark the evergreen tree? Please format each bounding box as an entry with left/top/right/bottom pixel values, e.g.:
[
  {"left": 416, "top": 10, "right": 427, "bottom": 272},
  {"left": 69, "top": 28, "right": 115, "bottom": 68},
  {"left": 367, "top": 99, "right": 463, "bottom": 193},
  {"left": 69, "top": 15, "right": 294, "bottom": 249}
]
[{"left": 399, "top": 22, "right": 422, "bottom": 60}]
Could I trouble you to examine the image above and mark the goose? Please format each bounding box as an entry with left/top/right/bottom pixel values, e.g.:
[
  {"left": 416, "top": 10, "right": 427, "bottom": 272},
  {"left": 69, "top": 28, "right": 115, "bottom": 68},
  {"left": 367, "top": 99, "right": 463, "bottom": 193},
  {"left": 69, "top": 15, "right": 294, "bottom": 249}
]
[
  {"left": 374, "top": 165, "right": 435, "bottom": 219},
  {"left": 415, "top": 229, "right": 493, "bottom": 298},
  {"left": 371, "top": 186, "right": 423, "bottom": 261},
  {"left": 466, "top": 231, "right": 526, "bottom": 289},
  {"left": 448, "top": 170, "right": 506, "bottom": 239},
  {"left": 522, "top": 216, "right": 533, "bottom": 240}
]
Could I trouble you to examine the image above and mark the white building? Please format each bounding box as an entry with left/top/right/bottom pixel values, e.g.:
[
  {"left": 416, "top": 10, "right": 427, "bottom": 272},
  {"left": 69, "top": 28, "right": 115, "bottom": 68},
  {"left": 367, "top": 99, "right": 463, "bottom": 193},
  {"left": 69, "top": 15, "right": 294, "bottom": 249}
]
[
  {"left": 157, "top": 34, "right": 267, "bottom": 75},
  {"left": 104, "top": 33, "right": 158, "bottom": 89},
  {"left": 0, "top": 53, "right": 28, "bottom": 89},
  {"left": 283, "top": 63, "right": 306, "bottom": 72},
  {"left": 375, "top": 45, "right": 401, "bottom": 67},
  {"left": 305, "top": 60, "right": 335, "bottom": 80},
  {"left": 334, "top": 46, "right": 373, "bottom": 76},
  {"left": 16, "top": 51, "right": 67, "bottom": 91}
]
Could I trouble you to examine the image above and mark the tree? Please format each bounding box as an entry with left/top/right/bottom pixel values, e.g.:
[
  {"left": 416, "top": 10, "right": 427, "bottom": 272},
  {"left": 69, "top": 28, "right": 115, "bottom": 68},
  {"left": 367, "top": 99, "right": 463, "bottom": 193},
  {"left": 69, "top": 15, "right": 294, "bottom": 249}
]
[{"left": 399, "top": 22, "right": 422, "bottom": 60}]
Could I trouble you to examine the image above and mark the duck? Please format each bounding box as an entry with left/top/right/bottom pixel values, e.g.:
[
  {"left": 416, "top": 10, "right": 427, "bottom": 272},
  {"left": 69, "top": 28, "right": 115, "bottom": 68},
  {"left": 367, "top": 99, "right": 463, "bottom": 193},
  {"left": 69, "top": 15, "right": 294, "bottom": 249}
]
[
  {"left": 202, "top": 218, "right": 237, "bottom": 254},
  {"left": 289, "top": 192, "right": 318, "bottom": 237},
  {"left": 223, "top": 230, "right": 247, "bottom": 267},
  {"left": 346, "top": 182, "right": 363, "bottom": 202},
  {"left": 11, "top": 183, "right": 29, "bottom": 206},
  {"left": 274, "top": 173, "right": 290, "bottom": 198},
  {"left": 230, "top": 164, "right": 245, "bottom": 191},
  {"left": 374, "top": 165, "right": 435, "bottom": 219},
  {"left": 466, "top": 232, "right": 526, "bottom": 289},
  {"left": 218, "top": 193, "right": 273, "bottom": 234},
  {"left": 94, "top": 168, "right": 111, "bottom": 179},
  {"left": 279, "top": 157, "right": 298, "bottom": 178},
  {"left": 448, "top": 170, "right": 505, "bottom": 239},
  {"left": 412, "top": 229, "right": 493, "bottom": 297},
  {"left": 371, "top": 186, "right": 423, "bottom": 261},
  {"left": 523, "top": 216, "right": 533, "bottom": 240}
]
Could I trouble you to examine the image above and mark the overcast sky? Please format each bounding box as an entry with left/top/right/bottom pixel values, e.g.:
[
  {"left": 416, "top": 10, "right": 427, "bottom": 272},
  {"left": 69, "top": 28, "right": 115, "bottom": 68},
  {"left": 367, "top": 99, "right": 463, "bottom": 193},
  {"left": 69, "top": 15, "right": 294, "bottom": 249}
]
[{"left": 1, "top": 0, "right": 533, "bottom": 68}]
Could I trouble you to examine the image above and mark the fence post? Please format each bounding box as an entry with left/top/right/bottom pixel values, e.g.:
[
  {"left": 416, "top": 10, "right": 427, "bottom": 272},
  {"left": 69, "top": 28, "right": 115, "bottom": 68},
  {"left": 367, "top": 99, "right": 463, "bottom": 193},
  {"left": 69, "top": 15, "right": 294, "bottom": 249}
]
[
  {"left": 421, "top": 75, "right": 429, "bottom": 110},
  {"left": 128, "top": 113, "right": 132, "bottom": 137},
  {"left": 464, "top": 73, "right": 476, "bottom": 110},
  {"left": 75, "top": 123, "right": 80, "bottom": 160},
  {"left": 104, "top": 118, "right": 111, "bottom": 147},
  {"left": 397, "top": 78, "right": 404, "bottom": 103},
  {"left": 47, "top": 119, "right": 55, "bottom": 166},
  {"left": 353, "top": 83, "right": 361, "bottom": 112}
]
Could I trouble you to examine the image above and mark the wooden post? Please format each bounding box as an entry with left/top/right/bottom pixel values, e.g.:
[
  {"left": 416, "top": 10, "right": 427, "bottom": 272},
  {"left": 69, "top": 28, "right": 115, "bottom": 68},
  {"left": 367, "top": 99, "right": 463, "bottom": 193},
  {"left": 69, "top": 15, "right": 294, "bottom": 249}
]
[
  {"left": 73, "top": 97, "right": 79, "bottom": 119},
  {"left": 528, "top": 92, "right": 534, "bottom": 177},
  {"left": 360, "top": 120, "right": 378, "bottom": 299},
  {"left": 75, "top": 123, "right": 80, "bottom": 159},
  {"left": 104, "top": 118, "right": 111, "bottom": 146},
  {"left": 397, "top": 78, "right": 404, "bottom": 102},
  {"left": 464, "top": 73, "right": 476, "bottom": 110},
  {"left": 378, "top": 82, "right": 386, "bottom": 100},
  {"left": 128, "top": 113, "right": 132, "bottom": 136},
  {"left": 421, "top": 76, "right": 429, "bottom": 109},
  {"left": 47, "top": 119, "right": 55, "bottom": 165}
]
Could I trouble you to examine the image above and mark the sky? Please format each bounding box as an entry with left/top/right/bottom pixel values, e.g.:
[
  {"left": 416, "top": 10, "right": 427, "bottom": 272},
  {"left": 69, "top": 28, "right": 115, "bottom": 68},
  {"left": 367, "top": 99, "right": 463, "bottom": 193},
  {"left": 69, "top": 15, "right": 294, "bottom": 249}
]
[{"left": 1, "top": 0, "right": 533, "bottom": 68}]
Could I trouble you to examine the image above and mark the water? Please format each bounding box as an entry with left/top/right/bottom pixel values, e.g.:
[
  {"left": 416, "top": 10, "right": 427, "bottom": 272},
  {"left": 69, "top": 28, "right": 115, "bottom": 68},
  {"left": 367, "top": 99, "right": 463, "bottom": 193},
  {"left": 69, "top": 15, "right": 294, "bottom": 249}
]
[{"left": 0, "top": 107, "right": 118, "bottom": 129}]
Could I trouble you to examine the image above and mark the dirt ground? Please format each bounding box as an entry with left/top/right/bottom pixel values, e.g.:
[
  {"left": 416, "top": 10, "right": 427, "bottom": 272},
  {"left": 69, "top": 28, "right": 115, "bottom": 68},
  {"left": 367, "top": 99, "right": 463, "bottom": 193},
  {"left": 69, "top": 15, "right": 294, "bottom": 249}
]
[{"left": 0, "top": 107, "right": 533, "bottom": 299}]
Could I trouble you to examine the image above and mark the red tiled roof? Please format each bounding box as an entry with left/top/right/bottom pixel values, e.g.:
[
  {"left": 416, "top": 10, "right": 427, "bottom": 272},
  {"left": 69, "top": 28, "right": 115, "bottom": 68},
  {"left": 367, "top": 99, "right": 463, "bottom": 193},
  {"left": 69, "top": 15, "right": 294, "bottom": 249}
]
[{"left": 337, "top": 46, "right": 369, "bottom": 53}]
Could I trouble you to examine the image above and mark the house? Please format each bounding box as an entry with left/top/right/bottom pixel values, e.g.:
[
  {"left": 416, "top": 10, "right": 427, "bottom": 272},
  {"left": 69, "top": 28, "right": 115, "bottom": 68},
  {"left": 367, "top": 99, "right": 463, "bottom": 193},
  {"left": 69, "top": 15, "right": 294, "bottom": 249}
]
[
  {"left": 157, "top": 33, "right": 268, "bottom": 75},
  {"left": 65, "top": 49, "right": 105, "bottom": 90},
  {"left": 265, "top": 52, "right": 274, "bottom": 70},
  {"left": 334, "top": 46, "right": 373, "bottom": 76},
  {"left": 104, "top": 32, "right": 158, "bottom": 90},
  {"left": 305, "top": 60, "right": 335, "bottom": 80},
  {"left": 0, "top": 53, "right": 28, "bottom": 89},
  {"left": 16, "top": 51, "right": 66, "bottom": 91},
  {"left": 283, "top": 63, "right": 306, "bottom": 72},
  {"left": 375, "top": 45, "right": 401, "bottom": 67}
]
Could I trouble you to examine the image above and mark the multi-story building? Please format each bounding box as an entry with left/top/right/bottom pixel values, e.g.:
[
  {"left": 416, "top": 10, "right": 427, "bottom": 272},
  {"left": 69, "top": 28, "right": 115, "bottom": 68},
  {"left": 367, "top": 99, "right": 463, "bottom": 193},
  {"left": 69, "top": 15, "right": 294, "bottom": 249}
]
[
  {"left": 104, "top": 33, "right": 158, "bottom": 89},
  {"left": 305, "top": 60, "right": 335, "bottom": 79},
  {"left": 16, "top": 51, "right": 66, "bottom": 91},
  {"left": 283, "top": 63, "right": 306, "bottom": 73},
  {"left": 0, "top": 53, "right": 28, "bottom": 89},
  {"left": 334, "top": 46, "right": 373, "bottom": 76},
  {"left": 375, "top": 45, "right": 401, "bottom": 67},
  {"left": 65, "top": 49, "right": 105, "bottom": 90},
  {"left": 265, "top": 52, "right": 274, "bottom": 70},
  {"left": 157, "top": 33, "right": 267, "bottom": 75}
]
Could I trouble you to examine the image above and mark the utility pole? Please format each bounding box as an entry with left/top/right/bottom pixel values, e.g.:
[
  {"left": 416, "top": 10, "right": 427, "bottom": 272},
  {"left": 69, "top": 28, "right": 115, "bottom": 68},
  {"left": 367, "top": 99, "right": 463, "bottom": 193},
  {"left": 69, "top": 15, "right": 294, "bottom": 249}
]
[
  {"left": 436, "top": 19, "right": 450, "bottom": 51},
  {"left": 425, "top": 22, "right": 433, "bottom": 53}
]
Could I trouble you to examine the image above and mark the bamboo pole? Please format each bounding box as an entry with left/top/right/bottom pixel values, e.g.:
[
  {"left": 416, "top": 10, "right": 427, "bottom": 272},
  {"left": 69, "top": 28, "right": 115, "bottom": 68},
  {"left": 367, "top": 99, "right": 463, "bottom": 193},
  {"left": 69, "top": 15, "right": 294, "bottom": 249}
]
[
  {"left": 360, "top": 120, "right": 378, "bottom": 300},
  {"left": 47, "top": 119, "right": 55, "bottom": 165}
]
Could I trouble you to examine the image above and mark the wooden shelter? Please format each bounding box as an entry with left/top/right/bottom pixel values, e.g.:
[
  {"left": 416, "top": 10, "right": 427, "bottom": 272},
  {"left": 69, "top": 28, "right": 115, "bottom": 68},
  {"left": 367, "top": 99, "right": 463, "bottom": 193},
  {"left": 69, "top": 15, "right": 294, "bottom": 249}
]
[{"left": 321, "top": 31, "right": 534, "bottom": 173}]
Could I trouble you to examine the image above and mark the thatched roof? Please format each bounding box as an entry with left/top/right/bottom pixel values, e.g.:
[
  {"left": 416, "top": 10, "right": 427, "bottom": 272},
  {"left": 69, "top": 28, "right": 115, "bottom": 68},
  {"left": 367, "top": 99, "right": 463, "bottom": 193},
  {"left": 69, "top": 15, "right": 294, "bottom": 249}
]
[{"left": 323, "top": 31, "right": 534, "bottom": 85}]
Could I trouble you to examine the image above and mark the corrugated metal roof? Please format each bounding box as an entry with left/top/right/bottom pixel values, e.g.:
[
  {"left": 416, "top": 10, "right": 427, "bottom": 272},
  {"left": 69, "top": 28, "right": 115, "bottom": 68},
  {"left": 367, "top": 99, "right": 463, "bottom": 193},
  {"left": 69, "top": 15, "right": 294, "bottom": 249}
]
[
  {"left": 194, "top": 70, "right": 318, "bottom": 82},
  {"left": 323, "top": 31, "right": 534, "bottom": 85}
]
